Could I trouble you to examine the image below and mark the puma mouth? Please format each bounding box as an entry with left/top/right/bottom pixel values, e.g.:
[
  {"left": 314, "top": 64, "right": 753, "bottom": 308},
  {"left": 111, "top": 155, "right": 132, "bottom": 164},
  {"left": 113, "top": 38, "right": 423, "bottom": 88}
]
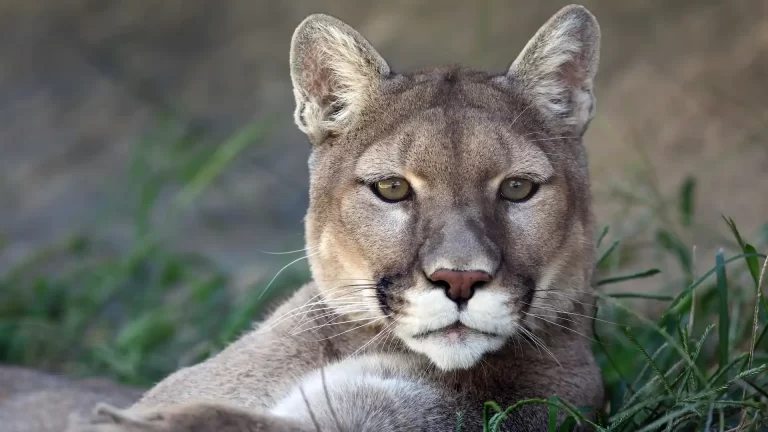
[{"left": 412, "top": 321, "right": 499, "bottom": 341}]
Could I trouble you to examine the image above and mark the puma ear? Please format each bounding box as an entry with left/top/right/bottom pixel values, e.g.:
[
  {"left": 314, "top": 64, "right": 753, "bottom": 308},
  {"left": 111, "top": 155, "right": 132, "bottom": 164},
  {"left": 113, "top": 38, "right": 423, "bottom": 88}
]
[
  {"left": 507, "top": 5, "right": 601, "bottom": 135},
  {"left": 290, "top": 14, "right": 390, "bottom": 144}
]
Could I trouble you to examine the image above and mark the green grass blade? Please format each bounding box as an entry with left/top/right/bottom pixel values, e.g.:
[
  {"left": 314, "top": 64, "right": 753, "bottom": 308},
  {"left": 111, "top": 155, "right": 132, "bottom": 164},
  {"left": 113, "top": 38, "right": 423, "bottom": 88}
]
[
  {"left": 594, "top": 327, "right": 636, "bottom": 407},
  {"left": 722, "top": 217, "right": 765, "bottom": 308},
  {"left": 606, "top": 293, "right": 673, "bottom": 301},
  {"left": 679, "top": 176, "right": 696, "bottom": 227},
  {"left": 483, "top": 401, "right": 502, "bottom": 432},
  {"left": 558, "top": 417, "right": 577, "bottom": 432},
  {"left": 597, "top": 269, "right": 661, "bottom": 287},
  {"left": 722, "top": 216, "right": 746, "bottom": 249},
  {"left": 455, "top": 412, "right": 464, "bottom": 432},
  {"left": 664, "top": 252, "right": 767, "bottom": 317},
  {"left": 548, "top": 396, "right": 559, "bottom": 432},
  {"left": 597, "top": 293, "right": 708, "bottom": 385},
  {"left": 681, "top": 324, "right": 714, "bottom": 395},
  {"left": 715, "top": 249, "right": 729, "bottom": 370},
  {"left": 707, "top": 353, "right": 748, "bottom": 388},
  {"left": 623, "top": 327, "right": 674, "bottom": 397},
  {"left": 606, "top": 395, "right": 675, "bottom": 429},
  {"left": 597, "top": 226, "right": 610, "bottom": 248},
  {"left": 744, "top": 244, "right": 761, "bottom": 287},
  {"left": 754, "top": 323, "right": 768, "bottom": 350},
  {"left": 635, "top": 407, "right": 696, "bottom": 432},
  {"left": 173, "top": 121, "right": 270, "bottom": 208},
  {"left": 597, "top": 241, "right": 620, "bottom": 268},
  {"left": 625, "top": 358, "right": 684, "bottom": 411},
  {"left": 489, "top": 398, "right": 600, "bottom": 432},
  {"left": 623, "top": 342, "right": 669, "bottom": 407},
  {"left": 742, "top": 379, "right": 768, "bottom": 400},
  {"left": 656, "top": 230, "right": 692, "bottom": 276}
]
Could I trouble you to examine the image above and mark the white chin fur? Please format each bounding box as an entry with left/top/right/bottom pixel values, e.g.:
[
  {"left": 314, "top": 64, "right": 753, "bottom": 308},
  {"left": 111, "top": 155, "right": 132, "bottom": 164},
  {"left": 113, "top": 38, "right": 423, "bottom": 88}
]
[
  {"left": 401, "top": 332, "right": 506, "bottom": 370},
  {"left": 396, "top": 289, "right": 514, "bottom": 371}
]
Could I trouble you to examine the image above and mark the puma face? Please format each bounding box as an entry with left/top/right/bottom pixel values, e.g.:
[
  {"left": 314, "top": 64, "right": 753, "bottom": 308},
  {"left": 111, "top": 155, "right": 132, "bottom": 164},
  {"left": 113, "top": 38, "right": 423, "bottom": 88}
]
[{"left": 290, "top": 6, "right": 600, "bottom": 370}]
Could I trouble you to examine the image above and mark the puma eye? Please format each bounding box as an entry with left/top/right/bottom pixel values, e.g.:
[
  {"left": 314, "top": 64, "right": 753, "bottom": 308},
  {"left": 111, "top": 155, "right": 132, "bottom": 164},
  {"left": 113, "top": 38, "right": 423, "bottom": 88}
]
[
  {"left": 499, "top": 178, "right": 538, "bottom": 202},
  {"left": 372, "top": 177, "right": 411, "bottom": 202}
]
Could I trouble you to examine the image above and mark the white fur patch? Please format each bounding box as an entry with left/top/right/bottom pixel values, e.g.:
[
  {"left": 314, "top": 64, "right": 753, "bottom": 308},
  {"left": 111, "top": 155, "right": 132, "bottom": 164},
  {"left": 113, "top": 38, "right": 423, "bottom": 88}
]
[
  {"left": 401, "top": 332, "right": 506, "bottom": 371},
  {"left": 397, "top": 289, "right": 458, "bottom": 336},
  {"left": 460, "top": 290, "right": 516, "bottom": 336},
  {"left": 270, "top": 357, "right": 409, "bottom": 417},
  {"left": 395, "top": 289, "right": 514, "bottom": 370},
  {"left": 271, "top": 355, "right": 443, "bottom": 427}
]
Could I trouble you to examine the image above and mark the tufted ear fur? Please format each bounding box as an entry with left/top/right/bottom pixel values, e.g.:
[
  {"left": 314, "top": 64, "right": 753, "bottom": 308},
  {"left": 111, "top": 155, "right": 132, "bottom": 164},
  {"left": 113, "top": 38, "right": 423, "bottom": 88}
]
[
  {"left": 290, "top": 14, "right": 390, "bottom": 144},
  {"left": 507, "top": 5, "right": 601, "bottom": 135}
]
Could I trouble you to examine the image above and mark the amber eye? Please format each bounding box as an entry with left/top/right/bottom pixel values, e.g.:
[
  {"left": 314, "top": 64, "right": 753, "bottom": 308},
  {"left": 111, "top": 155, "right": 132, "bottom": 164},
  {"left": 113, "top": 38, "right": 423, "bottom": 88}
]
[
  {"left": 373, "top": 177, "right": 411, "bottom": 202},
  {"left": 499, "top": 178, "right": 538, "bottom": 202}
]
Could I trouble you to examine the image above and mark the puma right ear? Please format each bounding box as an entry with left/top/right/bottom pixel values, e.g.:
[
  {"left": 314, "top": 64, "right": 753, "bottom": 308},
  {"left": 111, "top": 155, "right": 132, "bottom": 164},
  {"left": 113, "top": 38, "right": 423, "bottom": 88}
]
[
  {"left": 507, "top": 5, "right": 601, "bottom": 135},
  {"left": 290, "top": 14, "right": 390, "bottom": 144}
]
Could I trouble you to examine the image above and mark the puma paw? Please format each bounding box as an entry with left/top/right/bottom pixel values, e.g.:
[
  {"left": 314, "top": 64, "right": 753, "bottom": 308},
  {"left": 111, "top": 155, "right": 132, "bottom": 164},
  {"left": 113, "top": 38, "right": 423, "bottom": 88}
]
[{"left": 65, "top": 403, "right": 165, "bottom": 432}]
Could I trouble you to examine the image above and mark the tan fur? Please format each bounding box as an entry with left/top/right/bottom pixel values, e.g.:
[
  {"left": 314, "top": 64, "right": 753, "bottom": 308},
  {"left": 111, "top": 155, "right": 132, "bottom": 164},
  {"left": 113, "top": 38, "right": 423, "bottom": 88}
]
[{"left": 4, "top": 5, "right": 604, "bottom": 431}]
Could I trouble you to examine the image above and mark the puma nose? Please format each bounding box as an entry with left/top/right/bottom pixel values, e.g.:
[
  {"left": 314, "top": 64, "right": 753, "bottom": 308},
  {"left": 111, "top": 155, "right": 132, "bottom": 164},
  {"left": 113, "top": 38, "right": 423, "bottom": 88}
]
[{"left": 429, "top": 270, "right": 492, "bottom": 304}]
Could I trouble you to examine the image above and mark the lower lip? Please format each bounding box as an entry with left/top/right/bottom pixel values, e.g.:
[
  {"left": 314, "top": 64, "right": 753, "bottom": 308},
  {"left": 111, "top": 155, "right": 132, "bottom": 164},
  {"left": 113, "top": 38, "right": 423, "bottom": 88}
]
[
  {"left": 416, "top": 324, "right": 495, "bottom": 341},
  {"left": 445, "top": 329, "right": 463, "bottom": 342},
  {"left": 442, "top": 324, "right": 470, "bottom": 342}
]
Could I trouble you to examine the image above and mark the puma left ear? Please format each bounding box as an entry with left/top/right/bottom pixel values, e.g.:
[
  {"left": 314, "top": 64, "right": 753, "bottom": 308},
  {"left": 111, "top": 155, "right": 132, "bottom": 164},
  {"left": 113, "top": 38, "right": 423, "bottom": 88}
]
[
  {"left": 507, "top": 5, "right": 601, "bottom": 135},
  {"left": 290, "top": 14, "right": 390, "bottom": 144}
]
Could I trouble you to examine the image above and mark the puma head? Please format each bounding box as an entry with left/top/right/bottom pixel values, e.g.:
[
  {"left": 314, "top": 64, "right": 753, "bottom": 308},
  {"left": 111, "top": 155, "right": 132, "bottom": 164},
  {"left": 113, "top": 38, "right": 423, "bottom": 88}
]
[{"left": 290, "top": 5, "right": 600, "bottom": 370}]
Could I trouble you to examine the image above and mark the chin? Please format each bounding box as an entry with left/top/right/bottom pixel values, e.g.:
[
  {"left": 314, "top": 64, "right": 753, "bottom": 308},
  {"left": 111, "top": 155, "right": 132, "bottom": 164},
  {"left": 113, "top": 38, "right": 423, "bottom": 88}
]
[{"left": 401, "top": 328, "right": 507, "bottom": 371}]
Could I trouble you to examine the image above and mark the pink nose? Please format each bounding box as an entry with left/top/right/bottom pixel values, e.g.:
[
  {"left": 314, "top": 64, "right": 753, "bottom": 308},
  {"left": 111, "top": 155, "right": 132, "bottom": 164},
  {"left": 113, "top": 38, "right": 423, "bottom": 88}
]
[{"left": 429, "top": 270, "right": 492, "bottom": 303}]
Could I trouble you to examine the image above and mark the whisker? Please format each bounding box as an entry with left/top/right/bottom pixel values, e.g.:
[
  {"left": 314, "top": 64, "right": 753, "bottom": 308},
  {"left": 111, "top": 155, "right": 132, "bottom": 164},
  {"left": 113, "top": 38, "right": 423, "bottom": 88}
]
[
  {"left": 382, "top": 326, "right": 399, "bottom": 356},
  {"left": 533, "top": 287, "right": 596, "bottom": 297},
  {"left": 348, "top": 317, "right": 399, "bottom": 359},
  {"left": 292, "top": 315, "right": 382, "bottom": 337},
  {"left": 257, "top": 293, "right": 372, "bottom": 333},
  {"left": 517, "top": 325, "right": 561, "bottom": 367},
  {"left": 525, "top": 308, "right": 585, "bottom": 329},
  {"left": 510, "top": 103, "right": 534, "bottom": 128},
  {"left": 531, "top": 291, "right": 597, "bottom": 308},
  {"left": 258, "top": 251, "right": 320, "bottom": 300},
  {"left": 260, "top": 293, "right": 365, "bottom": 322},
  {"left": 522, "top": 301, "right": 621, "bottom": 326},
  {"left": 522, "top": 311, "right": 602, "bottom": 345},
  {"left": 316, "top": 278, "right": 377, "bottom": 282},
  {"left": 288, "top": 305, "right": 374, "bottom": 333},
  {"left": 312, "top": 317, "right": 387, "bottom": 342},
  {"left": 257, "top": 246, "right": 315, "bottom": 255},
  {"left": 519, "top": 318, "right": 553, "bottom": 338},
  {"left": 513, "top": 327, "right": 540, "bottom": 355},
  {"left": 527, "top": 136, "right": 579, "bottom": 142}
]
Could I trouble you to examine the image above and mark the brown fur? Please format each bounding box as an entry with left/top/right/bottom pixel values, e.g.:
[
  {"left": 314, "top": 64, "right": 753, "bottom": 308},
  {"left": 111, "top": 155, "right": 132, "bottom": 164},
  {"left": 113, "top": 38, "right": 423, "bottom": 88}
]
[{"left": 5, "top": 5, "right": 604, "bottom": 431}]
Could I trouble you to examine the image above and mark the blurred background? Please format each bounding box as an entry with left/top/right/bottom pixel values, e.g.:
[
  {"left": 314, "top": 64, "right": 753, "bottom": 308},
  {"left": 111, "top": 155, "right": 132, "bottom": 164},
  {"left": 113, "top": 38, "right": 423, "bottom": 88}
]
[{"left": 0, "top": 0, "right": 766, "bottom": 387}]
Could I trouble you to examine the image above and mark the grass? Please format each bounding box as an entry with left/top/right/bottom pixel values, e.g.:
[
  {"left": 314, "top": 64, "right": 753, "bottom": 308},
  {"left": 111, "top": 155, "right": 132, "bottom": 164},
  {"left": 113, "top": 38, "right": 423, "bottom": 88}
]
[
  {"left": 477, "top": 224, "right": 768, "bottom": 431},
  {"left": 1, "top": 121, "right": 767, "bottom": 430}
]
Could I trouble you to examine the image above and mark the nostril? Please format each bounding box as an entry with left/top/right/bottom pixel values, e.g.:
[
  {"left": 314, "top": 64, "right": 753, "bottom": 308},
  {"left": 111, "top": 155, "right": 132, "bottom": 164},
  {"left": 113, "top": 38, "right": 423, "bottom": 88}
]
[
  {"left": 431, "top": 279, "right": 451, "bottom": 292},
  {"left": 428, "top": 269, "right": 492, "bottom": 303}
]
